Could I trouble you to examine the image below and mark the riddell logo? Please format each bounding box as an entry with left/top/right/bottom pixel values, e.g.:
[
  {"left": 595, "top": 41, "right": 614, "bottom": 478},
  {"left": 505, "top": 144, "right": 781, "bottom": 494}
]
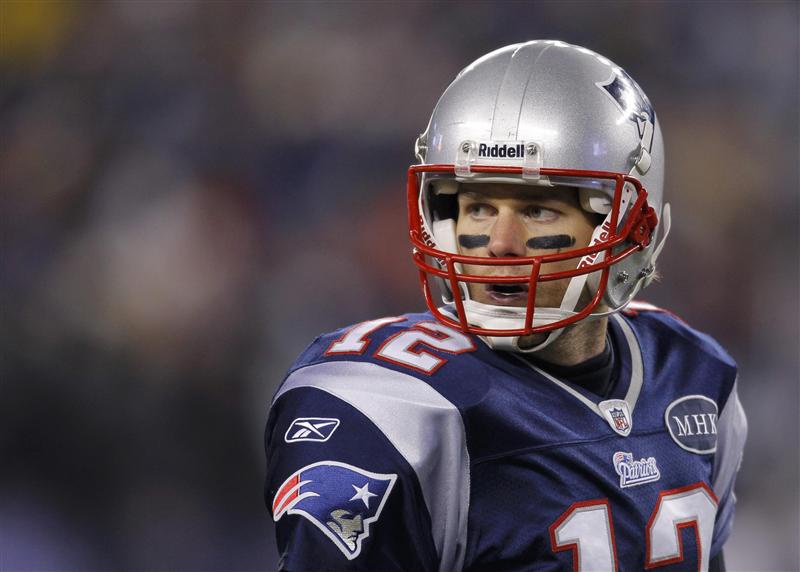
[
  {"left": 478, "top": 143, "right": 525, "bottom": 159},
  {"left": 419, "top": 216, "right": 436, "bottom": 248},
  {"left": 578, "top": 219, "right": 613, "bottom": 269}
]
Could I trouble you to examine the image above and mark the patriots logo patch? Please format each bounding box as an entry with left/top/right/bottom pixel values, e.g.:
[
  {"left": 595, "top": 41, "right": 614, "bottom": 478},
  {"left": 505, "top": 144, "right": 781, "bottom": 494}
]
[{"left": 272, "top": 461, "right": 397, "bottom": 559}]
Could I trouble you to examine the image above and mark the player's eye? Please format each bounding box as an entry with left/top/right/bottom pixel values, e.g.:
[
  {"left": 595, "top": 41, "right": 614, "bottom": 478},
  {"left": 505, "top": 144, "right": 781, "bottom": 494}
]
[
  {"left": 524, "top": 205, "right": 559, "bottom": 223},
  {"left": 465, "top": 203, "right": 496, "bottom": 220}
]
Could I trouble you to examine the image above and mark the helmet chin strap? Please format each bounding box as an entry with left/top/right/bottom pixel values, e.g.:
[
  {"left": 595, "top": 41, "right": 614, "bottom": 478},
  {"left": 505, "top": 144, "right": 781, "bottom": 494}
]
[{"left": 476, "top": 302, "right": 569, "bottom": 353}]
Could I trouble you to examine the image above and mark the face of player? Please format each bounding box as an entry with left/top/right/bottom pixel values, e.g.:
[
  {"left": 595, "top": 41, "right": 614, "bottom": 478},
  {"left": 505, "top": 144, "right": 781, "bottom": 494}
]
[{"left": 455, "top": 183, "right": 599, "bottom": 309}]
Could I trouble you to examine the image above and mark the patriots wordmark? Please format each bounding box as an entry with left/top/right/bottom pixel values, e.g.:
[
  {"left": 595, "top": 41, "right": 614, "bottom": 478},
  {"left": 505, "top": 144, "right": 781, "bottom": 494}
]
[{"left": 613, "top": 451, "right": 661, "bottom": 488}]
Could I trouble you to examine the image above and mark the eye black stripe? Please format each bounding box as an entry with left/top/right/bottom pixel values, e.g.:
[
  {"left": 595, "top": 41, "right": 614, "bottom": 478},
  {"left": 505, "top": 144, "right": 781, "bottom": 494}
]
[
  {"left": 458, "top": 235, "right": 490, "bottom": 248},
  {"left": 458, "top": 234, "right": 575, "bottom": 249},
  {"left": 527, "top": 235, "right": 575, "bottom": 249}
]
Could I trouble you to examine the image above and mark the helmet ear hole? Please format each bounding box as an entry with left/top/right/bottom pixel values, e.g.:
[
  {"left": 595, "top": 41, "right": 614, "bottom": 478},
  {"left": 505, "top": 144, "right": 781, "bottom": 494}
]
[{"left": 430, "top": 190, "right": 459, "bottom": 222}]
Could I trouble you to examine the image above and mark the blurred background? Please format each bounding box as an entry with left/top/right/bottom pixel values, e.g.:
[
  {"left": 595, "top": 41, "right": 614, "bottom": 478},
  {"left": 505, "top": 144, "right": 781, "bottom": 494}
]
[{"left": 1, "top": 1, "right": 797, "bottom": 570}]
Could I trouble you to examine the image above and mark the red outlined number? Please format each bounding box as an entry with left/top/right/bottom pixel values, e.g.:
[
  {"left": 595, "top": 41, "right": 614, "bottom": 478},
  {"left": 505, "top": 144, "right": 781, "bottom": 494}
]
[
  {"left": 645, "top": 483, "right": 718, "bottom": 571},
  {"left": 325, "top": 317, "right": 405, "bottom": 356},
  {"left": 325, "top": 318, "right": 476, "bottom": 374},
  {"left": 550, "top": 483, "right": 718, "bottom": 571},
  {"left": 375, "top": 321, "right": 477, "bottom": 374},
  {"left": 550, "top": 499, "right": 618, "bottom": 572}
]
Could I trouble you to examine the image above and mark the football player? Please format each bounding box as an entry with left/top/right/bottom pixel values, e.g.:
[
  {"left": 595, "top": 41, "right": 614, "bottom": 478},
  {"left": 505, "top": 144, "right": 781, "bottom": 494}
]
[{"left": 265, "top": 41, "right": 747, "bottom": 571}]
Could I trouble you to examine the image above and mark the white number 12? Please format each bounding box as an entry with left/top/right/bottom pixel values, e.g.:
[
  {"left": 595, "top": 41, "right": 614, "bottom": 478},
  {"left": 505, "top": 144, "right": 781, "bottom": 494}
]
[{"left": 549, "top": 483, "right": 718, "bottom": 571}]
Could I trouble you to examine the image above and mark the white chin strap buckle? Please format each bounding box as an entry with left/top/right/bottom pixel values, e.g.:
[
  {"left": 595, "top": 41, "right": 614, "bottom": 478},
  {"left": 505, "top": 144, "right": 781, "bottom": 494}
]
[{"left": 455, "top": 300, "right": 568, "bottom": 353}]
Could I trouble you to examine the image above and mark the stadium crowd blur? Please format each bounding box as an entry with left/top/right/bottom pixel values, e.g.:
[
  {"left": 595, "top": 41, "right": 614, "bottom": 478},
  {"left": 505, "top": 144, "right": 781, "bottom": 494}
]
[{"left": 2, "top": 2, "right": 797, "bottom": 570}]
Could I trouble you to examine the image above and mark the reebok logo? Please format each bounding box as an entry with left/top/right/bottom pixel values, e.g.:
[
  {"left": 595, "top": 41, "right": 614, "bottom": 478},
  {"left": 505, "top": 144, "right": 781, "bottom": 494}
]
[{"left": 285, "top": 418, "right": 341, "bottom": 443}]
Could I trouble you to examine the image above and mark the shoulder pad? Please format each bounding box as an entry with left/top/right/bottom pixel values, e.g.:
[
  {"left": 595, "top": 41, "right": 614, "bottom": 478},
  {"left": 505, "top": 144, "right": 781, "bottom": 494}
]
[
  {"left": 624, "top": 302, "right": 736, "bottom": 370},
  {"left": 622, "top": 300, "right": 685, "bottom": 323},
  {"left": 286, "top": 314, "right": 480, "bottom": 381}
]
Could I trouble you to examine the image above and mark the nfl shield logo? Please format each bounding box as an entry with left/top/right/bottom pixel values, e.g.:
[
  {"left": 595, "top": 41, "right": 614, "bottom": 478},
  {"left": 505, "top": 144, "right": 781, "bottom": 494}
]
[
  {"left": 599, "top": 399, "right": 633, "bottom": 437},
  {"left": 610, "top": 408, "right": 630, "bottom": 432}
]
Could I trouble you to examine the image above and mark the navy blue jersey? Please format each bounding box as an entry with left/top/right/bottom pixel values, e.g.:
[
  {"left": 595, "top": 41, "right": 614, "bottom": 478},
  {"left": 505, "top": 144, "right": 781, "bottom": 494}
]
[{"left": 265, "top": 307, "right": 747, "bottom": 571}]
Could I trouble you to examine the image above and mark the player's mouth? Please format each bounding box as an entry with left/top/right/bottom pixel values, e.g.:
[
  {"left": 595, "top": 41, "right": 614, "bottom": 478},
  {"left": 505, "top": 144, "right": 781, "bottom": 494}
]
[{"left": 486, "top": 282, "right": 529, "bottom": 304}]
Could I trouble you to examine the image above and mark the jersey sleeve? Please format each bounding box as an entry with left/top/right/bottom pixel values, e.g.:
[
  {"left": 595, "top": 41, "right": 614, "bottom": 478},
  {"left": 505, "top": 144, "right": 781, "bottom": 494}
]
[
  {"left": 710, "top": 379, "right": 748, "bottom": 554},
  {"left": 265, "top": 360, "right": 469, "bottom": 571}
]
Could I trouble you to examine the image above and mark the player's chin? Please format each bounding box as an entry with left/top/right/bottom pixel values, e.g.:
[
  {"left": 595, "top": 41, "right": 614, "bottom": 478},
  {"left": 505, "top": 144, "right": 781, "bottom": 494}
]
[{"left": 518, "top": 332, "right": 548, "bottom": 349}]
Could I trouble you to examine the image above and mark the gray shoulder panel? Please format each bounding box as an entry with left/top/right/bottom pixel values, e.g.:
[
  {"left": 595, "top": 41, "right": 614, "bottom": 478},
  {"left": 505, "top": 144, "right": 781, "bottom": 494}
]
[
  {"left": 712, "top": 379, "right": 747, "bottom": 496},
  {"left": 275, "top": 361, "right": 470, "bottom": 572}
]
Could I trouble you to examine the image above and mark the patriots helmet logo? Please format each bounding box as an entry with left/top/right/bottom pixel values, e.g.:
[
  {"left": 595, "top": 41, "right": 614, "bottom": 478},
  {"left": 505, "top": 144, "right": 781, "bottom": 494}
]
[
  {"left": 597, "top": 68, "right": 655, "bottom": 151},
  {"left": 272, "top": 461, "right": 397, "bottom": 559}
]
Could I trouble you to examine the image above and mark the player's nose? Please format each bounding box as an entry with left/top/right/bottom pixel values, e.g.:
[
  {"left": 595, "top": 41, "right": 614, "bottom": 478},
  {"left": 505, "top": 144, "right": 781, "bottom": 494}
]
[{"left": 488, "top": 212, "right": 527, "bottom": 258}]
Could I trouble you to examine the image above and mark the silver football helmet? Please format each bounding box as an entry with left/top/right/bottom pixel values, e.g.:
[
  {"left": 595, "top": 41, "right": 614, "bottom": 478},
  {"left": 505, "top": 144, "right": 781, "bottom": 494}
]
[{"left": 407, "top": 40, "right": 671, "bottom": 352}]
